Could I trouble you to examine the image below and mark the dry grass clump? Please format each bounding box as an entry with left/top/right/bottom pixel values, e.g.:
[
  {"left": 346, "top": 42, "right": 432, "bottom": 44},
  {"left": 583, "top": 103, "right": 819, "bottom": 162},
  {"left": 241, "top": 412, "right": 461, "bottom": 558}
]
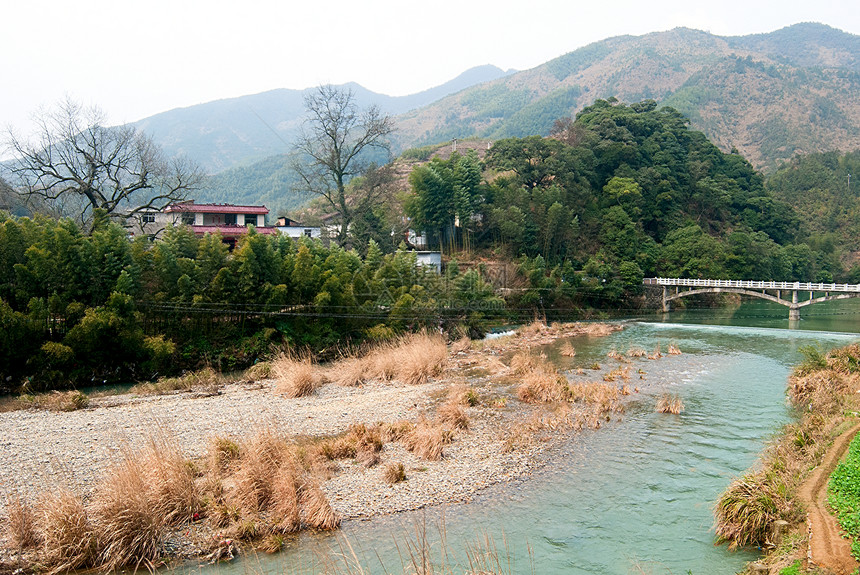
[
  {"left": 89, "top": 436, "right": 199, "bottom": 570},
  {"left": 300, "top": 484, "right": 340, "bottom": 530},
  {"left": 383, "top": 462, "right": 407, "bottom": 485},
  {"left": 437, "top": 399, "right": 469, "bottom": 430},
  {"left": 392, "top": 333, "right": 448, "bottom": 385},
  {"left": 606, "top": 349, "right": 624, "bottom": 360},
  {"left": 560, "top": 341, "right": 576, "bottom": 357},
  {"left": 131, "top": 367, "right": 222, "bottom": 396},
  {"left": 14, "top": 390, "right": 90, "bottom": 412},
  {"left": 209, "top": 436, "right": 241, "bottom": 474},
  {"left": 788, "top": 369, "right": 848, "bottom": 414},
  {"left": 518, "top": 320, "right": 547, "bottom": 337},
  {"left": 232, "top": 428, "right": 294, "bottom": 511},
  {"left": 517, "top": 365, "right": 569, "bottom": 404},
  {"left": 715, "top": 474, "right": 784, "bottom": 549},
  {"left": 603, "top": 366, "right": 630, "bottom": 383},
  {"left": 655, "top": 394, "right": 684, "bottom": 414},
  {"left": 272, "top": 352, "right": 323, "bottom": 397},
  {"left": 4, "top": 493, "right": 40, "bottom": 550},
  {"left": 209, "top": 427, "right": 341, "bottom": 535},
  {"left": 647, "top": 345, "right": 663, "bottom": 360},
  {"left": 436, "top": 384, "right": 478, "bottom": 429},
  {"left": 509, "top": 350, "right": 544, "bottom": 375},
  {"left": 317, "top": 424, "right": 383, "bottom": 465},
  {"left": 568, "top": 382, "right": 622, "bottom": 414},
  {"left": 39, "top": 489, "right": 97, "bottom": 574},
  {"left": 579, "top": 323, "right": 619, "bottom": 336},
  {"left": 627, "top": 347, "right": 646, "bottom": 358},
  {"left": 667, "top": 344, "right": 682, "bottom": 355},
  {"left": 91, "top": 455, "right": 165, "bottom": 570},
  {"left": 270, "top": 466, "right": 301, "bottom": 533},
  {"left": 378, "top": 420, "right": 416, "bottom": 442},
  {"left": 402, "top": 421, "right": 454, "bottom": 461},
  {"left": 243, "top": 361, "right": 272, "bottom": 382},
  {"left": 451, "top": 336, "right": 472, "bottom": 354},
  {"left": 326, "top": 354, "right": 367, "bottom": 387},
  {"left": 326, "top": 332, "right": 447, "bottom": 386}
]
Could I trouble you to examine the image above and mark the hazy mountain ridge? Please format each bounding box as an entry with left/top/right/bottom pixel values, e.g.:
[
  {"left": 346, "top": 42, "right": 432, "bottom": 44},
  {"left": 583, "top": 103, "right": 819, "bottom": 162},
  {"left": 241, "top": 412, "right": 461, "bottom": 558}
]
[
  {"left": 135, "top": 65, "right": 514, "bottom": 174},
  {"left": 396, "top": 23, "right": 860, "bottom": 170}
]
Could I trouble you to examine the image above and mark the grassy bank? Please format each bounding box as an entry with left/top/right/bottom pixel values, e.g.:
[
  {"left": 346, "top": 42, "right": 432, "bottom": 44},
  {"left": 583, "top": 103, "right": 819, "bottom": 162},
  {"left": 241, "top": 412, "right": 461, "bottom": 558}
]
[
  {"left": 714, "top": 344, "right": 860, "bottom": 573},
  {"left": 828, "top": 433, "right": 860, "bottom": 561}
]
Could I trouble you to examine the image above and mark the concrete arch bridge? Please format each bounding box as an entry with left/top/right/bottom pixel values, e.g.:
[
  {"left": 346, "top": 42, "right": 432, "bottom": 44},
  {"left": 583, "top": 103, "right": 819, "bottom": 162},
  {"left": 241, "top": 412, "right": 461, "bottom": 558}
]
[{"left": 643, "top": 278, "right": 860, "bottom": 320}]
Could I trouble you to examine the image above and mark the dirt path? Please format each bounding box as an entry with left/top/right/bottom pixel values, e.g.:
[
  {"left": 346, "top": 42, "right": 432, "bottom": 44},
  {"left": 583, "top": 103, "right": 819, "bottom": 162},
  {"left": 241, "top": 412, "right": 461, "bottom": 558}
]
[{"left": 799, "top": 422, "right": 860, "bottom": 574}]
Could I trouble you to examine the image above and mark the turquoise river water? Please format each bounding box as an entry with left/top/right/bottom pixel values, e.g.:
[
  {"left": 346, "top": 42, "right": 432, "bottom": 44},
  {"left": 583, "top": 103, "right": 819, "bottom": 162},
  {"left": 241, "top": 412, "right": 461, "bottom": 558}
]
[{"left": 195, "top": 299, "right": 860, "bottom": 575}]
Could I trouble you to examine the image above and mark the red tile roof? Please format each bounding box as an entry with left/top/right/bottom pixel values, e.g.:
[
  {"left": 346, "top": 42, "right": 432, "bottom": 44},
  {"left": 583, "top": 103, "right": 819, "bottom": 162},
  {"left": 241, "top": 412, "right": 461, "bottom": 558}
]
[{"left": 166, "top": 203, "right": 269, "bottom": 214}]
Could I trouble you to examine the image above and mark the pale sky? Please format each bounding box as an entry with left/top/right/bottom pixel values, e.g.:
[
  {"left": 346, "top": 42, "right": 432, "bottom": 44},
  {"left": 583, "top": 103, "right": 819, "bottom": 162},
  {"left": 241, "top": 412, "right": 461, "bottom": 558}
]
[{"left": 2, "top": 0, "right": 859, "bottom": 140}]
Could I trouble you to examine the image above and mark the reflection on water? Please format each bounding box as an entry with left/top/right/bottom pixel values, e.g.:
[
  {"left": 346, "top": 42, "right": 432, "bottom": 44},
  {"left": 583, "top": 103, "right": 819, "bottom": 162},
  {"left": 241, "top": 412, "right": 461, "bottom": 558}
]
[{"left": 196, "top": 301, "right": 860, "bottom": 575}]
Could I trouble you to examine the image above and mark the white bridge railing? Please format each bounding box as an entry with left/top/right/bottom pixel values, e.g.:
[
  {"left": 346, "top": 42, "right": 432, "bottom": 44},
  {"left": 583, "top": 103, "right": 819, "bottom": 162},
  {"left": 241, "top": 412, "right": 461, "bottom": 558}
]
[{"left": 643, "top": 278, "right": 860, "bottom": 293}]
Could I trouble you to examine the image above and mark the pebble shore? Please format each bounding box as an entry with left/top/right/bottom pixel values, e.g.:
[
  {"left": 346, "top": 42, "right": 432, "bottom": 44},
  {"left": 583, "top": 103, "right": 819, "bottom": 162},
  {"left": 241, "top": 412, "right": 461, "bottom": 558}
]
[{"left": 0, "top": 323, "right": 622, "bottom": 565}]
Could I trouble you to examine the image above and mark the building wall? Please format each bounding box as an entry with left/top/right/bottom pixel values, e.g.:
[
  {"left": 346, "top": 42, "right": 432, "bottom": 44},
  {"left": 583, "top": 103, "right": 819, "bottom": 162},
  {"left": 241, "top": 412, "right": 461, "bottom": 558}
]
[{"left": 277, "top": 226, "right": 321, "bottom": 239}]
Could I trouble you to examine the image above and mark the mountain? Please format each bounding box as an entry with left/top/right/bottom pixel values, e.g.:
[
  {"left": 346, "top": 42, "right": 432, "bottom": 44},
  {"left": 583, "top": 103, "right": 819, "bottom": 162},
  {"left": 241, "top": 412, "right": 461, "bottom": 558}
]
[
  {"left": 395, "top": 23, "right": 860, "bottom": 170},
  {"left": 134, "top": 65, "right": 513, "bottom": 173}
]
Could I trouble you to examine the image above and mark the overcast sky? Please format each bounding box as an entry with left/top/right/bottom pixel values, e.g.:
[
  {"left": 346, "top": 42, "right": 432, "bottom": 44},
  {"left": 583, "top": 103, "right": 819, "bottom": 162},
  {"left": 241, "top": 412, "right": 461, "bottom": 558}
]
[{"left": 2, "top": 0, "right": 859, "bottom": 140}]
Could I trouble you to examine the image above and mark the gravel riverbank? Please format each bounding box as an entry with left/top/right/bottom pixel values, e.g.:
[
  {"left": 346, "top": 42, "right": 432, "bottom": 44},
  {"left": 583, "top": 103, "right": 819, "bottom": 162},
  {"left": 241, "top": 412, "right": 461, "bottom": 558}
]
[{"left": 0, "top": 322, "right": 624, "bottom": 567}]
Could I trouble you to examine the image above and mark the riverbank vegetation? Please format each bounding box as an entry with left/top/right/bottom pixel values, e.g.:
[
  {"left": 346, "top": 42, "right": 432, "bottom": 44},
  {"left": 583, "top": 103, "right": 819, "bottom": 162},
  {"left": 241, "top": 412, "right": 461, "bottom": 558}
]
[
  {"left": 714, "top": 344, "right": 860, "bottom": 572},
  {"left": 3, "top": 99, "right": 857, "bottom": 394}
]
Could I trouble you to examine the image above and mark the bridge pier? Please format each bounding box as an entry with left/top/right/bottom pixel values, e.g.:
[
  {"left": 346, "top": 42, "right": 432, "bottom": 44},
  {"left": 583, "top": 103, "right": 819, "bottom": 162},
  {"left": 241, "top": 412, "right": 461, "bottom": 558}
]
[
  {"left": 790, "top": 290, "right": 800, "bottom": 321},
  {"left": 662, "top": 287, "right": 671, "bottom": 313}
]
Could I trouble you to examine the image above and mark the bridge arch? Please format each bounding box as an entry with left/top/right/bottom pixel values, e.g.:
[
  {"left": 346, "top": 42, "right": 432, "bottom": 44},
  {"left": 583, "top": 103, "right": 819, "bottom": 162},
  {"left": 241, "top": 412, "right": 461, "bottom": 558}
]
[{"left": 644, "top": 278, "right": 860, "bottom": 321}]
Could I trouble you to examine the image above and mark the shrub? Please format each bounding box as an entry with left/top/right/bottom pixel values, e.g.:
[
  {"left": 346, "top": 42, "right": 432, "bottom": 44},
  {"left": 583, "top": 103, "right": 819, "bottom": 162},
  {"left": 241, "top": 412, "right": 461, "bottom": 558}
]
[{"left": 141, "top": 335, "right": 176, "bottom": 373}]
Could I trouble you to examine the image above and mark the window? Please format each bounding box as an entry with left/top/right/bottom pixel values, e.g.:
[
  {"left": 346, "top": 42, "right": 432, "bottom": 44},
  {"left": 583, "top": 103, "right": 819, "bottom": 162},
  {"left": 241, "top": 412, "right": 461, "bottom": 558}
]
[
  {"left": 181, "top": 213, "right": 195, "bottom": 226},
  {"left": 141, "top": 213, "right": 155, "bottom": 223},
  {"left": 246, "top": 214, "right": 257, "bottom": 227},
  {"left": 303, "top": 229, "right": 313, "bottom": 237},
  {"left": 224, "top": 213, "right": 237, "bottom": 225}
]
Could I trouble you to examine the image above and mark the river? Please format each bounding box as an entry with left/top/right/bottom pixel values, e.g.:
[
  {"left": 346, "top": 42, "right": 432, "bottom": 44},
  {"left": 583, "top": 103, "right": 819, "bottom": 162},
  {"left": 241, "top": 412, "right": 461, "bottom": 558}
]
[{"left": 198, "top": 299, "right": 860, "bottom": 575}]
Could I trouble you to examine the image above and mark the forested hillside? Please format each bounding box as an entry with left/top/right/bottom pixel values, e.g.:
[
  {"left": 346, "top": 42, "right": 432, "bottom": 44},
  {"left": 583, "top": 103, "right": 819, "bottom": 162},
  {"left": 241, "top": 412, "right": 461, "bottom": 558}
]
[
  {"left": 766, "top": 150, "right": 860, "bottom": 255},
  {"left": 396, "top": 98, "right": 844, "bottom": 303}
]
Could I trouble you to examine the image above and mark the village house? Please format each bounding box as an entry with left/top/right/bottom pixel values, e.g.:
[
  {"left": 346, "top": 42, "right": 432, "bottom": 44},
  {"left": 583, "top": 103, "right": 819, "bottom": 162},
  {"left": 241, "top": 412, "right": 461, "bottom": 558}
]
[{"left": 127, "top": 201, "right": 277, "bottom": 248}]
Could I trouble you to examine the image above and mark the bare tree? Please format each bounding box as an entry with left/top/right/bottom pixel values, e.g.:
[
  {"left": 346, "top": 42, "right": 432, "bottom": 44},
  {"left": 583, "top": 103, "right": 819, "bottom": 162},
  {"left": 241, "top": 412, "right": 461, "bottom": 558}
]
[
  {"left": 291, "top": 85, "right": 394, "bottom": 245},
  {"left": 3, "top": 98, "right": 202, "bottom": 229}
]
